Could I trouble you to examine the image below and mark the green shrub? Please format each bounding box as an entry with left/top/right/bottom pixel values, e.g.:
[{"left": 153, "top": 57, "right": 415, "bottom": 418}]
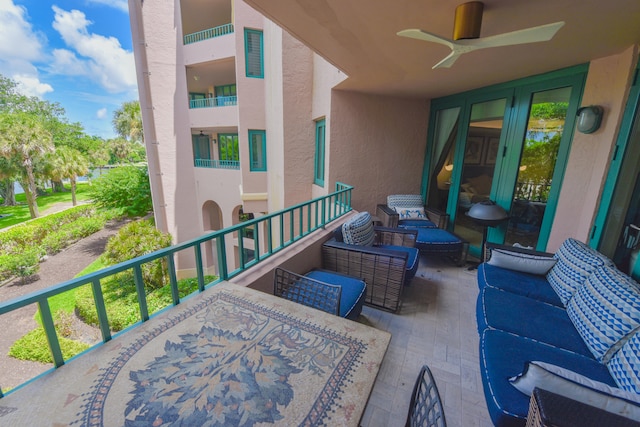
[
  {"left": 8, "top": 327, "right": 90, "bottom": 363},
  {"left": 75, "top": 274, "right": 215, "bottom": 331},
  {"left": 101, "top": 219, "right": 172, "bottom": 290},
  {"left": 0, "top": 248, "right": 42, "bottom": 283},
  {"left": 90, "top": 166, "right": 152, "bottom": 217}
]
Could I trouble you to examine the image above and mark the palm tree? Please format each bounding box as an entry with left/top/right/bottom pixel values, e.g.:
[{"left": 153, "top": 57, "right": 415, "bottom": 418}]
[
  {"left": 108, "top": 137, "right": 133, "bottom": 163},
  {"left": 45, "top": 146, "right": 89, "bottom": 206},
  {"left": 112, "top": 101, "right": 143, "bottom": 143},
  {"left": 0, "top": 112, "right": 54, "bottom": 218}
]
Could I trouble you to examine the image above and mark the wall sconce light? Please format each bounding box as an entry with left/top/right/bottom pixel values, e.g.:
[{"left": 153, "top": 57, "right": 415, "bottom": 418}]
[
  {"left": 576, "top": 106, "right": 603, "bottom": 134},
  {"left": 212, "top": 139, "right": 217, "bottom": 144},
  {"left": 444, "top": 163, "right": 454, "bottom": 171}
]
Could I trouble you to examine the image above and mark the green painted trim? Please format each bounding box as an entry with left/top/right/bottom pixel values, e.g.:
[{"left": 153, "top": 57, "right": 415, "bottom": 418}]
[
  {"left": 314, "top": 119, "right": 326, "bottom": 186},
  {"left": 591, "top": 62, "right": 640, "bottom": 249},
  {"left": 218, "top": 133, "right": 239, "bottom": 162},
  {"left": 244, "top": 28, "right": 264, "bottom": 78},
  {"left": 248, "top": 129, "right": 267, "bottom": 171},
  {"left": 427, "top": 65, "right": 589, "bottom": 252}
]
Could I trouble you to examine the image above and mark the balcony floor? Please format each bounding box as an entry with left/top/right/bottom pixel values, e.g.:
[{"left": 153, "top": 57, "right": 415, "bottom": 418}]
[{"left": 360, "top": 254, "right": 493, "bottom": 427}]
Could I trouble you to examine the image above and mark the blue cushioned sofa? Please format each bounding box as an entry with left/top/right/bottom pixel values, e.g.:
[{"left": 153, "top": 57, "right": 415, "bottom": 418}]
[{"left": 477, "top": 238, "right": 640, "bottom": 426}]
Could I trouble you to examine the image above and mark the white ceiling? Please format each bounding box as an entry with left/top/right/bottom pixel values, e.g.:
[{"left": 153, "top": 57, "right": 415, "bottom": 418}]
[{"left": 243, "top": 0, "right": 640, "bottom": 99}]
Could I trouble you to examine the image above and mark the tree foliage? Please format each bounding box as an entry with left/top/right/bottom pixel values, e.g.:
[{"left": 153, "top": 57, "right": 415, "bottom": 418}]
[
  {"left": 112, "top": 100, "right": 143, "bottom": 143},
  {"left": 90, "top": 165, "right": 152, "bottom": 216}
]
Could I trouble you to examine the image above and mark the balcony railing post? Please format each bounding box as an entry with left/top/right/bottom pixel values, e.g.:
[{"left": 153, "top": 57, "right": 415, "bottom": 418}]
[
  {"left": 216, "top": 236, "right": 229, "bottom": 281},
  {"left": 166, "top": 255, "right": 180, "bottom": 306},
  {"left": 91, "top": 279, "right": 112, "bottom": 342},
  {"left": 38, "top": 299, "right": 65, "bottom": 368},
  {"left": 194, "top": 244, "right": 205, "bottom": 292},
  {"left": 133, "top": 265, "right": 149, "bottom": 322}
]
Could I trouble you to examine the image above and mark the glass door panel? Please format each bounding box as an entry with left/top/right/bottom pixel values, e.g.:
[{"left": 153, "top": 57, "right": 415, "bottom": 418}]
[
  {"left": 504, "top": 87, "right": 572, "bottom": 248},
  {"left": 427, "top": 107, "right": 461, "bottom": 211},
  {"left": 598, "top": 97, "right": 640, "bottom": 278},
  {"left": 453, "top": 99, "right": 506, "bottom": 250}
]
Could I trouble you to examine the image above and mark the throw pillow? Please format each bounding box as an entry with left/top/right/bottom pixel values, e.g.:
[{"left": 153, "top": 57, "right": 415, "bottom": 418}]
[
  {"left": 488, "top": 248, "right": 557, "bottom": 275},
  {"left": 386, "top": 194, "right": 424, "bottom": 209},
  {"left": 546, "top": 238, "right": 614, "bottom": 306},
  {"left": 394, "top": 207, "right": 427, "bottom": 220},
  {"left": 342, "top": 212, "right": 375, "bottom": 246},
  {"left": 510, "top": 361, "right": 640, "bottom": 420},
  {"left": 608, "top": 330, "right": 640, "bottom": 393},
  {"left": 567, "top": 265, "right": 640, "bottom": 363}
]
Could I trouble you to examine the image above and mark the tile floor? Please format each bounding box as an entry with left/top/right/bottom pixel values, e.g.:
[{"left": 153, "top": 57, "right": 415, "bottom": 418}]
[{"left": 359, "top": 254, "right": 494, "bottom": 427}]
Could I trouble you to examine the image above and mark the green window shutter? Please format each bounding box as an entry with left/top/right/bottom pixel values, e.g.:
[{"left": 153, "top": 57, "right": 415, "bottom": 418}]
[
  {"left": 249, "top": 130, "right": 267, "bottom": 171},
  {"left": 192, "top": 134, "right": 211, "bottom": 160},
  {"left": 314, "top": 119, "right": 326, "bottom": 186},
  {"left": 245, "top": 29, "right": 264, "bottom": 78}
]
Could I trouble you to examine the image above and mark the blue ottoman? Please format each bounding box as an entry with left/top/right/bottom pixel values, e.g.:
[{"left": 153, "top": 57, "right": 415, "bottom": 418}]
[
  {"left": 305, "top": 269, "right": 367, "bottom": 320},
  {"left": 414, "top": 228, "right": 466, "bottom": 264}
]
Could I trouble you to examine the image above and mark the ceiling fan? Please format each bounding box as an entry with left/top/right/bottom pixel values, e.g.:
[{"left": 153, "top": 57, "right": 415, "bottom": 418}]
[{"left": 397, "top": 1, "right": 565, "bottom": 69}]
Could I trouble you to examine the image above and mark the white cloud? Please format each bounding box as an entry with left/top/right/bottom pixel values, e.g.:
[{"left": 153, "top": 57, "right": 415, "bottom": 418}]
[
  {"left": 13, "top": 73, "right": 54, "bottom": 97},
  {"left": 0, "top": 0, "right": 52, "bottom": 97},
  {"left": 87, "top": 0, "right": 129, "bottom": 13},
  {"left": 50, "top": 6, "right": 136, "bottom": 94},
  {"left": 96, "top": 107, "right": 107, "bottom": 119}
]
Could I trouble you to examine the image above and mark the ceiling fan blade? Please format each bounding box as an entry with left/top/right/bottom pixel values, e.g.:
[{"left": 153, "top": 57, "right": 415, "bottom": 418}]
[
  {"left": 471, "top": 21, "right": 565, "bottom": 49},
  {"left": 432, "top": 50, "right": 464, "bottom": 69},
  {"left": 397, "top": 29, "right": 454, "bottom": 49}
]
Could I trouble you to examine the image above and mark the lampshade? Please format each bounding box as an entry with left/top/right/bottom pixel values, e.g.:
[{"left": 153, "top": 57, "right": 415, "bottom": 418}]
[
  {"left": 467, "top": 200, "right": 509, "bottom": 226},
  {"left": 576, "top": 106, "right": 603, "bottom": 134}
]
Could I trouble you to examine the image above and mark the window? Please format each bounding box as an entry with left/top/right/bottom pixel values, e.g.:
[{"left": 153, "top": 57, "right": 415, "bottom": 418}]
[
  {"left": 244, "top": 29, "right": 263, "bottom": 78},
  {"left": 314, "top": 119, "right": 326, "bottom": 186},
  {"left": 192, "top": 133, "right": 211, "bottom": 160},
  {"left": 218, "top": 133, "right": 239, "bottom": 161},
  {"left": 249, "top": 130, "right": 267, "bottom": 171},
  {"left": 215, "top": 84, "right": 237, "bottom": 98}
]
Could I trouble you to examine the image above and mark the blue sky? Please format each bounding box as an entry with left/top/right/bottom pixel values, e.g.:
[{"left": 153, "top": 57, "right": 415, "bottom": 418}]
[{"left": 0, "top": 0, "right": 136, "bottom": 139}]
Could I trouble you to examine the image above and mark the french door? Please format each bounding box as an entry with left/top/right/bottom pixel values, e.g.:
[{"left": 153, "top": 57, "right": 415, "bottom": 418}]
[{"left": 426, "top": 71, "right": 585, "bottom": 255}]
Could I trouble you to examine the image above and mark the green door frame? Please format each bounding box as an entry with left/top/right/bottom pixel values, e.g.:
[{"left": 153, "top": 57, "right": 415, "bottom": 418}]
[
  {"left": 591, "top": 61, "right": 640, "bottom": 249},
  {"left": 423, "top": 65, "right": 588, "bottom": 253}
]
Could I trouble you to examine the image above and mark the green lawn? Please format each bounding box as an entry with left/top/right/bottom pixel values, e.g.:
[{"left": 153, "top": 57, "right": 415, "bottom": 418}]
[{"left": 0, "top": 182, "right": 92, "bottom": 229}]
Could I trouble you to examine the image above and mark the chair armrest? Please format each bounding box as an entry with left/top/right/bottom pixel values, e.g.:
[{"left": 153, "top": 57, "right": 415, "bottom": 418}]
[
  {"left": 376, "top": 204, "right": 398, "bottom": 228},
  {"left": 374, "top": 226, "right": 418, "bottom": 247},
  {"left": 322, "top": 239, "right": 410, "bottom": 260},
  {"left": 485, "top": 242, "right": 554, "bottom": 260},
  {"left": 425, "top": 207, "right": 449, "bottom": 229},
  {"left": 273, "top": 268, "right": 341, "bottom": 316}
]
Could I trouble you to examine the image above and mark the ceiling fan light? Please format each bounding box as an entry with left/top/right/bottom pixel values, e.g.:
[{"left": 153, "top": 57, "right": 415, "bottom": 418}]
[{"left": 453, "top": 1, "right": 484, "bottom": 40}]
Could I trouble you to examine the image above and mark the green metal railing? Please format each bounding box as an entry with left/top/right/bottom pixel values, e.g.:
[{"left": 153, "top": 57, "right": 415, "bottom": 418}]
[
  {"left": 0, "top": 182, "right": 353, "bottom": 397},
  {"left": 194, "top": 159, "right": 240, "bottom": 169},
  {"left": 189, "top": 96, "right": 237, "bottom": 109},
  {"left": 184, "top": 23, "right": 234, "bottom": 45}
]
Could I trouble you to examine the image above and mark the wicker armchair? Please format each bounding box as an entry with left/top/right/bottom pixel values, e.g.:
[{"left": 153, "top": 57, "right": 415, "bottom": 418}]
[
  {"left": 322, "top": 226, "right": 419, "bottom": 313},
  {"left": 273, "top": 268, "right": 366, "bottom": 320},
  {"left": 376, "top": 196, "right": 468, "bottom": 266}
]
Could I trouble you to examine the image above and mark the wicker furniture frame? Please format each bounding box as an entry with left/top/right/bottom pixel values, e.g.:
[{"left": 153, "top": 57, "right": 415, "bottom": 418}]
[
  {"left": 273, "top": 268, "right": 341, "bottom": 316},
  {"left": 406, "top": 365, "right": 447, "bottom": 427},
  {"left": 376, "top": 204, "right": 449, "bottom": 229},
  {"left": 377, "top": 204, "right": 468, "bottom": 266},
  {"left": 322, "top": 227, "right": 418, "bottom": 312}
]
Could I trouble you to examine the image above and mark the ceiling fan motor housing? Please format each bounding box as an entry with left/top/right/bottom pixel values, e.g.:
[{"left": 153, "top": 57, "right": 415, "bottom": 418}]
[{"left": 453, "top": 1, "right": 484, "bottom": 40}]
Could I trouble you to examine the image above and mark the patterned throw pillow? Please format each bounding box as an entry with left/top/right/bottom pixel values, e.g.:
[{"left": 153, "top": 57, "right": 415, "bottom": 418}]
[
  {"left": 608, "top": 331, "right": 640, "bottom": 393},
  {"left": 342, "top": 212, "right": 375, "bottom": 246},
  {"left": 395, "top": 207, "right": 427, "bottom": 220},
  {"left": 546, "top": 238, "right": 613, "bottom": 306},
  {"left": 386, "top": 194, "right": 424, "bottom": 209},
  {"left": 567, "top": 266, "right": 640, "bottom": 363}
]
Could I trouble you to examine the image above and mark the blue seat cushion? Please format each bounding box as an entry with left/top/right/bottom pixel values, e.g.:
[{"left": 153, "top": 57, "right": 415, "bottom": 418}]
[
  {"left": 398, "top": 219, "right": 437, "bottom": 228},
  {"left": 478, "top": 263, "right": 564, "bottom": 307},
  {"left": 480, "top": 329, "right": 616, "bottom": 427},
  {"left": 477, "top": 287, "right": 593, "bottom": 357},
  {"left": 376, "top": 244, "right": 419, "bottom": 282},
  {"left": 305, "top": 269, "right": 366, "bottom": 320},
  {"left": 412, "top": 228, "right": 462, "bottom": 255}
]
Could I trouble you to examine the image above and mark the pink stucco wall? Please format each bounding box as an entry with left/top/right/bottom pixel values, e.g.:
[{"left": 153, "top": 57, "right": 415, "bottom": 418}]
[
  {"left": 328, "top": 92, "right": 430, "bottom": 214},
  {"left": 548, "top": 47, "right": 639, "bottom": 251}
]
